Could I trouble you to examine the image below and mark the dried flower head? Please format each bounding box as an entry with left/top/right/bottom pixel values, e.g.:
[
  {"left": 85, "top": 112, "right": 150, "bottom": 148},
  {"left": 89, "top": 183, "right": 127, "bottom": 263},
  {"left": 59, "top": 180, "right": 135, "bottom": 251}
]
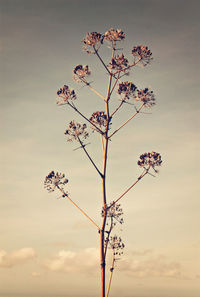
[
  {"left": 109, "top": 236, "right": 125, "bottom": 256},
  {"left": 44, "top": 171, "right": 69, "bottom": 192},
  {"left": 56, "top": 85, "right": 76, "bottom": 105},
  {"left": 82, "top": 32, "right": 103, "bottom": 53},
  {"left": 117, "top": 81, "right": 137, "bottom": 101},
  {"left": 132, "top": 45, "right": 153, "bottom": 66},
  {"left": 64, "top": 121, "right": 89, "bottom": 142},
  {"left": 102, "top": 203, "right": 124, "bottom": 225},
  {"left": 138, "top": 152, "right": 162, "bottom": 172},
  {"left": 108, "top": 54, "right": 129, "bottom": 72},
  {"left": 104, "top": 28, "right": 125, "bottom": 42},
  {"left": 134, "top": 88, "right": 155, "bottom": 107},
  {"left": 73, "top": 64, "right": 91, "bottom": 82},
  {"left": 89, "top": 111, "right": 107, "bottom": 132}
]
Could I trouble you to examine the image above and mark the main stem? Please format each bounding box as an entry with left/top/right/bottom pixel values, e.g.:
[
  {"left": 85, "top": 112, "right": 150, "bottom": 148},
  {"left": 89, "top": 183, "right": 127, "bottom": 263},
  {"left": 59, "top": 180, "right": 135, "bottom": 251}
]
[{"left": 100, "top": 72, "right": 112, "bottom": 297}]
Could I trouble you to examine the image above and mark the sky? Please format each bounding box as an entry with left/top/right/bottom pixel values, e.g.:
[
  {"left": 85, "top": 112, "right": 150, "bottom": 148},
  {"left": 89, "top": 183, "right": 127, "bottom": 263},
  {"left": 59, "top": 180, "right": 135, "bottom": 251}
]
[{"left": 0, "top": 0, "right": 200, "bottom": 296}]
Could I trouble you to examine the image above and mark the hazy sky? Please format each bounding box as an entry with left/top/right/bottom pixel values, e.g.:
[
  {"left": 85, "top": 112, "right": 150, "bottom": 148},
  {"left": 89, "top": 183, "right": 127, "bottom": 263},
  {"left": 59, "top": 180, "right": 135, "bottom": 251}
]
[{"left": 1, "top": 0, "right": 200, "bottom": 297}]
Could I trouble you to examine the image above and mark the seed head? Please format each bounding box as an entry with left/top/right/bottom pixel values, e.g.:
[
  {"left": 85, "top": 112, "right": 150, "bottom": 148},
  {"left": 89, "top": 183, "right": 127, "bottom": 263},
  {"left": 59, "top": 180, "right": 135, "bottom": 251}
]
[
  {"left": 82, "top": 32, "right": 103, "bottom": 53},
  {"left": 64, "top": 121, "right": 89, "bottom": 142},
  {"left": 56, "top": 85, "right": 76, "bottom": 105},
  {"left": 44, "top": 171, "right": 69, "bottom": 193},
  {"left": 89, "top": 111, "right": 107, "bottom": 132},
  {"left": 138, "top": 152, "right": 162, "bottom": 172},
  {"left": 132, "top": 45, "right": 153, "bottom": 66},
  {"left": 102, "top": 202, "right": 124, "bottom": 225},
  {"left": 109, "top": 236, "right": 125, "bottom": 257},
  {"left": 134, "top": 88, "right": 155, "bottom": 107},
  {"left": 73, "top": 64, "right": 91, "bottom": 82},
  {"left": 117, "top": 81, "right": 137, "bottom": 101},
  {"left": 108, "top": 54, "right": 129, "bottom": 73},
  {"left": 104, "top": 28, "right": 125, "bottom": 42}
]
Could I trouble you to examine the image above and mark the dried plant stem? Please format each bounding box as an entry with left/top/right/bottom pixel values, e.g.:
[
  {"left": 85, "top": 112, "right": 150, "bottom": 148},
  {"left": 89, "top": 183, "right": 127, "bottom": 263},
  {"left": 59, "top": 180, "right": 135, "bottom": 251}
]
[
  {"left": 57, "top": 186, "right": 100, "bottom": 230},
  {"left": 110, "top": 100, "right": 124, "bottom": 118},
  {"left": 68, "top": 102, "right": 104, "bottom": 135},
  {"left": 111, "top": 169, "right": 148, "bottom": 207},
  {"left": 78, "top": 76, "right": 106, "bottom": 101},
  {"left": 86, "top": 83, "right": 106, "bottom": 101},
  {"left": 78, "top": 137, "right": 103, "bottom": 178},
  {"left": 101, "top": 134, "right": 105, "bottom": 151},
  {"left": 106, "top": 255, "right": 115, "bottom": 297},
  {"left": 100, "top": 69, "right": 113, "bottom": 297},
  {"left": 109, "top": 103, "right": 145, "bottom": 138},
  {"left": 94, "top": 46, "right": 112, "bottom": 76},
  {"left": 104, "top": 217, "right": 113, "bottom": 257},
  {"left": 110, "top": 73, "right": 120, "bottom": 96},
  {"left": 115, "top": 57, "right": 142, "bottom": 75}
]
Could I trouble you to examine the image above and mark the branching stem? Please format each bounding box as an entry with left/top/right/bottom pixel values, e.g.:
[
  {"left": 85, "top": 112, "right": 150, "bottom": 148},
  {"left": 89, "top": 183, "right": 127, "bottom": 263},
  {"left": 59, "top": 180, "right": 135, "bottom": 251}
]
[
  {"left": 57, "top": 186, "right": 100, "bottom": 230},
  {"left": 77, "top": 137, "right": 103, "bottom": 178},
  {"left": 106, "top": 255, "right": 115, "bottom": 297},
  {"left": 109, "top": 103, "right": 145, "bottom": 138},
  {"left": 110, "top": 169, "right": 149, "bottom": 207},
  {"left": 68, "top": 102, "right": 104, "bottom": 135}
]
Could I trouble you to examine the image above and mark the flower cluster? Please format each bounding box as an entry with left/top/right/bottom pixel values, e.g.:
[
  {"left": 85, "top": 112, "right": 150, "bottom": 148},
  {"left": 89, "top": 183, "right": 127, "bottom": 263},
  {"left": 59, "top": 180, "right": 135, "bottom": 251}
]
[
  {"left": 56, "top": 85, "right": 76, "bottom": 105},
  {"left": 102, "top": 203, "right": 124, "bottom": 225},
  {"left": 132, "top": 45, "right": 153, "bottom": 66},
  {"left": 44, "top": 171, "right": 68, "bottom": 192},
  {"left": 109, "top": 236, "right": 125, "bottom": 257},
  {"left": 134, "top": 88, "right": 155, "bottom": 107},
  {"left": 138, "top": 152, "right": 162, "bottom": 172},
  {"left": 108, "top": 54, "right": 129, "bottom": 72},
  {"left": 89, "top": 111, "right": 107, "bottom": 132},
  {"left": 104, "top": 28, "right": 125, "bottom": 42},
  {"left": 117, "top": 81, "right": 137, "bottom": 101},
  {"left": 73, "top": 64, "right": 91, "bottom": 82},
  {"left": 64, "top": 121, "right": 89, "bottom": 142},
  {"left": 82, "top": 32, "right": 103, "bottom": 53}
]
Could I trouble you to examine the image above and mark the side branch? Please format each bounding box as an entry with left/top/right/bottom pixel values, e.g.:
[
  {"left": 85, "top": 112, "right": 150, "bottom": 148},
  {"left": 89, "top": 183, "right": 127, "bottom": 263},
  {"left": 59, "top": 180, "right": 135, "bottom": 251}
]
[
  {"left": 78, "top": 137, "right": 103, "bottom": 178},
  {"left": 115, "top": 57, "right": 142, "bottom": 75},
  {"left": 78, "top": 77, "right": 106, "bottom": 101},
  {"left": 110, "top": 100, "right": 124, "bottom": 118},
  {"left": 110, "top": 169, "right": 148, "bottom": 207},
  {"left": 109, "top": 103, "right": 145, "bottom": 138},
  {"left": 57, "top": 186, "right": 100, "bottom": 230},
  {"left": 68, "top": 102, "right": 104, "bottom": 135},
  {"left": 93, "top": 46, "right": 112, "bottom": 76},
  {"left": 87, "top": 83, "right": 106, "bottom": 101},
  {"left": 106, "top": 255, "right": 115, "bottom": 297}
]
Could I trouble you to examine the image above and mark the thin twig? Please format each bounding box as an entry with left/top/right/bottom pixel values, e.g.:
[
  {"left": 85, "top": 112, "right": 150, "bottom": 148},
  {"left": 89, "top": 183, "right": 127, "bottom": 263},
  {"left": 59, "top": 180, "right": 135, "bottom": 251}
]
[
  {"left": 68, "top": 102, "right": 104, "bottom": 135},
  {"left": 115, "top": 57, "right": 142, "bottom": 75},
  {"left": 109, "top": 169, "right": 148, "bottom": 207},
  {"left": 78, "top": 77, "right": 106, "bottom": 101},
  {"left": 101, "top": 134, "right": 105, "bottom": 152},
  {"left": 109, "top": 73, "right": 120, "bottom": 96},
  {"left": 106, "top": 255, "right": 115, "bottom": 297},
  {"left": 77, "top": 137, "right": 103, "bottom": 178},
  {"left": 110, "top": 100, "right": 124, "bottom": 118},
  {"left": 104, "top": 217, "right": 113, "bottom": 257},
  {"left": 109, "top": 103, "right": 145, "bottom": 138},
  {"left": 57, "top": 186, "right": 100, "bottom": 230},
  {"left": 87, "top": 83, "right": 106, "bottom": 101},
  {"left": 93, "top": 46, "right": 112, "bottom": 76}
]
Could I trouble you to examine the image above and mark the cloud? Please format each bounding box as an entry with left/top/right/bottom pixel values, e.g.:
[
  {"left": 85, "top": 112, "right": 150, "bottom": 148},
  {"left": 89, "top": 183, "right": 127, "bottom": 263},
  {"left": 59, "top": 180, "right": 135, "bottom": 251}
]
[
  {"left": 31, "top": 272, "right": 41, "bottom": 277},
  {"left": 0, "top": 247, "right": 36, "bottom": 268},
  {"left": 119, "top": 252, "right": 183, "bottom": 279},
  {"left": 43, "top": 248, "right": 99, "bottom": 274},
  {"left": 43, "top": 248, "right": 184, "bottom": 279}
]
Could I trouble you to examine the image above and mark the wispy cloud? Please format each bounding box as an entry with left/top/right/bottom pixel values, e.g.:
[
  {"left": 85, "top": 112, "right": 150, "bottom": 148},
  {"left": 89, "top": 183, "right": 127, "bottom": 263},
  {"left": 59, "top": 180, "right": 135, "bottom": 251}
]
[
  {"left": 43, "top": 248, "right": 99, "bottom": 274},
  {"left": 43, "top": 247, "right": 184, "bottom": 279},
  {"left": 0, "top": 247, "right": 36, "bottom": 268},
  {"left": 119, "top": 250, "right": 183, "bottom": 279}
]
